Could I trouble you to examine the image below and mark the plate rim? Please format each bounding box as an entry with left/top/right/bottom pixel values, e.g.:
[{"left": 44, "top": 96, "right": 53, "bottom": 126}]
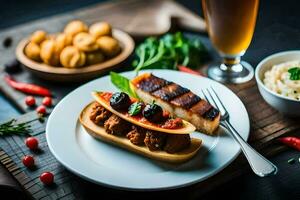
[{"left": 46, "top": 69, "right": 250, "bottom": 191}]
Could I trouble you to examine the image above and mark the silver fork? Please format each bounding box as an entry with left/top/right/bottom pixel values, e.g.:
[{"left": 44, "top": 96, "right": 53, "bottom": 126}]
[{"left": 202, "top": 87, "right": 278, "bottom": 177}]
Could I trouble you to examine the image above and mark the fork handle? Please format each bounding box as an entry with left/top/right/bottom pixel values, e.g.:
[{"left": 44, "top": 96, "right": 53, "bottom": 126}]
[{"left": 223, "top": 120, "right": 278, "bottom": 177}]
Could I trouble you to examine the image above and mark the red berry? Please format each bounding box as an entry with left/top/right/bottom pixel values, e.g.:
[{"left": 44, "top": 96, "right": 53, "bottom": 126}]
[
  {"left": 36, "top": 105, "right": 46, "bottom": 115},
  {"left": 22, "top": 155, "right": 35, "bottom": 168},
  {"left": 25, "top": 96, "right": 36, "bottom": 107},
  {"left": 25, "top": 137, "right": 39, "bottom": 150},
  {"left": 40, "top": 172, "right": 54, "bottom": 185},
  {"left": 42, "top": 97, "right": 52, "bottom": 107}
]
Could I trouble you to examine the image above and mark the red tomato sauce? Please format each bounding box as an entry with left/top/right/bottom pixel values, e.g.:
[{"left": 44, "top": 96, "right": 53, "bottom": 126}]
[
  {"left": 99, "top": 92, "right": 184, "bottom": 129},
  {"left": 100, "top": 92, "right": 113, "bottom": 102}
]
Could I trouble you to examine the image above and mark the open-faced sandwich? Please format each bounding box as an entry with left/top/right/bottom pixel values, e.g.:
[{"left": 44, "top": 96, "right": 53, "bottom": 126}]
[
  {"left": 79, "top": 91, "right": 202, "bottom": 163},
  {"left": 131, "top": 73, "right": 220, "bottom": 134}
]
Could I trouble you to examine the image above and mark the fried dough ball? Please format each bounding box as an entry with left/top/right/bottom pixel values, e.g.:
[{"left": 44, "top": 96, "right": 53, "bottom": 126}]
[
  {"left": 40, "top": 40, "right": 60, "bottom": 66},
  {"left": 60, "top": 46, "right": 86, "bottom": 68},
  {"left": 86, "top": 51, "right": 105, "bottom": 65},
  {"left": 89, "top": 22, "right": 112, "bottom": 39},
  {"left": 73, "top": 32, "right": 99, "bottom": 52},
  {"left": 64, "top": 20, "right": 88, "bottom": 38},
  {"left": 55, "top": 33, "right": 73, "bottom": 53},
  {"left": 30, "top": 30, "right": 47, "bottom": 45},
  {"left": 47, "top": 34, "right": 57, "bottom": 40},
  {"left": 97, "top": 36, "right": 120, "bottom": 57},
  {"left": 24, "top": 42, "right": 41, "bottom": 61}
]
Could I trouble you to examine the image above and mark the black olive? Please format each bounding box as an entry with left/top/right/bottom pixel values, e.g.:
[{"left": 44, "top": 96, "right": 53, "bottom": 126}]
[
  {"left": 142, "top": 103, "right": 163, "bottom": 123},
  {"left": 3, "top": 37, "right": 12, "bottom": 48},
  {"left": 4, "top": 59, "right": 22, "bottom": 74},
  {"left": 110, "top": 92, "right": 131, "bottom": 110}
]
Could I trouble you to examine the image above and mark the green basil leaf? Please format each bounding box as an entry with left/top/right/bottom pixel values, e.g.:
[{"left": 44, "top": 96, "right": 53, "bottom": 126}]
[
  {"left": 128, "top": 102, "right": 142, "bottom": 116},
  {"left": 132, "top": 32, "right": 208, "bottom": 73},
  {"left": 110, "top": 72, "right": 139, "bottom": 99},
  {"left": 288, "top": 67, "right": 300, "bottom": 80}
]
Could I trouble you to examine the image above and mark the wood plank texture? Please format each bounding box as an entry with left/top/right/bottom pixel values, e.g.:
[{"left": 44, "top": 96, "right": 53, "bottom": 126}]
[{"left": 0, "top": 0, "right": 299, "bottom": 199}]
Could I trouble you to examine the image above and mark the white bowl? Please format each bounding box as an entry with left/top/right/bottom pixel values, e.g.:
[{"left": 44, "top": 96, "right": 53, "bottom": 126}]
[{"left": 255, "top": 50, "right": 300, "bottom": 116}]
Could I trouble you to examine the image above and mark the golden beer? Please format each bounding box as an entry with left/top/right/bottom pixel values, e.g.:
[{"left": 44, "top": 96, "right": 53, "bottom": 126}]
[
  {"left": 202, "top": 0, "right": 259, "bottom": 55},
  {"left": 202, "top": 0, "right": 259, "bottom": 83}
]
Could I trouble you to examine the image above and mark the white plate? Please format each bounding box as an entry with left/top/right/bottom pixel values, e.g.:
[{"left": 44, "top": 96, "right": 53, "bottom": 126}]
[{"left": 46, "top": 69, "right": 250, "bottom": 190}]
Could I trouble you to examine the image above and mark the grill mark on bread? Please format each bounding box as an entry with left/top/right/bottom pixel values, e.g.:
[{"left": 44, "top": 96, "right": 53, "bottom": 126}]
[
  {"left": 151, "top": 83, "right": 190, "bottom": 101},
  {"left": 170, "top": 92, "right": 201, "bottom": 109},
  {"left": 190, "top": 100, "right": 212, "bottom": 116},
  {"left": 137, "top": 74, "right": 171, "bottom": 92},
  {"left": 204, "top": 108, "right": 220, "bottom": 120},
  {"left": 133, "top": 73, "right": 220, "bottom": 122}
]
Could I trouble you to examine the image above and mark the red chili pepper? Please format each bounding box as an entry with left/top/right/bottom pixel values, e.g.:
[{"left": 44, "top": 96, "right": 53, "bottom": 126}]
[
  {"left": 278, "top": 137, "right": 300, "bottom": 151},
  {"left": 4, "top": 75, "right": 51, "bottom": 97},
  {"left": 178, "top": 65, "right": 204, "bottom": 76}
]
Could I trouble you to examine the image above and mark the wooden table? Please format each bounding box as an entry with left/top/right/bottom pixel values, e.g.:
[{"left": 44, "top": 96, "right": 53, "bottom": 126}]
[{"left": 0, "top": 0, "right": 300, "bottom": 200}]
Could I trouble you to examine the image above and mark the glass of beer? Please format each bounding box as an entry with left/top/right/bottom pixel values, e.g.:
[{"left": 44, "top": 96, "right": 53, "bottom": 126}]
[{"left": 202, "top": 0, "right": 259, "bottom": 83}]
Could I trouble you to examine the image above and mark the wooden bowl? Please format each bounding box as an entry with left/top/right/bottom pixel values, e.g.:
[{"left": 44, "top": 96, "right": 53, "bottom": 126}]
[{"left": 16, "top": 29, "right": 135, "bottom": 82}]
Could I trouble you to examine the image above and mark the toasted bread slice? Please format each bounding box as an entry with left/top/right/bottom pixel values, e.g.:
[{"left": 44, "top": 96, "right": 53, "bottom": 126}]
[
  {"left": 131, "top": 73, "right": 220, "bottom": 135},
  {"left": 79, "top": 102, "right": 202, "bottom": 163}
]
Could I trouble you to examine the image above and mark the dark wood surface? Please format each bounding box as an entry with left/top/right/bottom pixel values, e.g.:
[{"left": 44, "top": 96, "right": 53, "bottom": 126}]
[{"left": 1, "top": 0, "right": 300, "bottom": 199}]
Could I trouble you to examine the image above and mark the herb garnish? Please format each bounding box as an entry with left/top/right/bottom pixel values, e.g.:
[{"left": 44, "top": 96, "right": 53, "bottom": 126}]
[
  {"left": 0, "top": 119, "right": 31, "bottom": 136},
  {"left": 288, "top": 158, "right": 295, "bottom": 164},
  {"left": 128, "top": 102, "right": 142, "bottom": 116},
  {"left": 132, "top": 32, "right": 208, "bottom": 74},
  {"left": 110, "top": 72, "right": 139, "bottom": 99},
  {"left": 288, "top": 67, "right": 300, "bottom": 80}
]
